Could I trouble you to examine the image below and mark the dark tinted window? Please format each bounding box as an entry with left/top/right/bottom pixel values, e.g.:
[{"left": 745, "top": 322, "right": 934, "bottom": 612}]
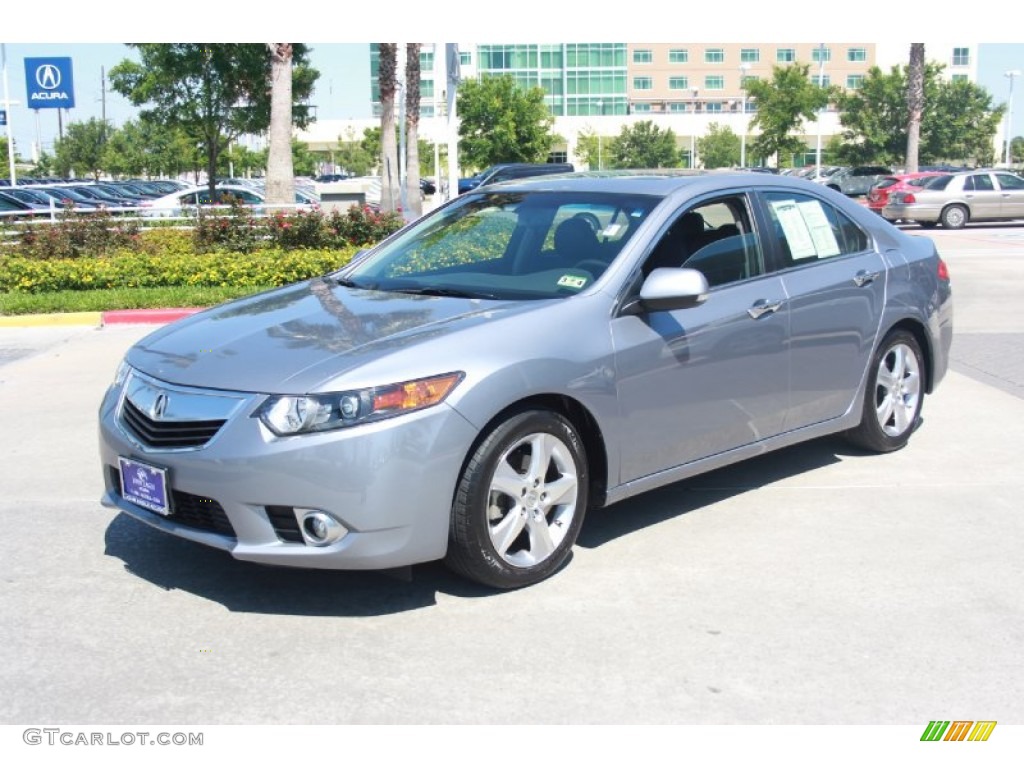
[
  {"left": 923, "top": 175, "right": 954, "bottom": 190},
  {"left": 964, "top": 174, "right": 994, "bottom": 191},
  {"left": 995, "top": 173, "right": 1024, "bottom": 190},
  {"left": 763, "top": 191, "right": 869, "bottom": 267},
  {"left": 875, "top": 177, "right": 900, "bottom": 190}
]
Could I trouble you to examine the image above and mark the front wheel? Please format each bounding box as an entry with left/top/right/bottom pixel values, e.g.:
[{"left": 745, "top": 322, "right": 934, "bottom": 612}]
[
  {"left": 846, "top": 330, "right": 925, "bottom": 453},
  {"left": 445, "top": 410, "right": 589, "bottom": 589}
]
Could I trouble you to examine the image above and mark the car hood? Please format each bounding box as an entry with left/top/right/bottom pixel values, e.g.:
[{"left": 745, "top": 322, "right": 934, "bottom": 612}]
[{"left": 126, "top": 278, "right": 537, "bottom": 393}]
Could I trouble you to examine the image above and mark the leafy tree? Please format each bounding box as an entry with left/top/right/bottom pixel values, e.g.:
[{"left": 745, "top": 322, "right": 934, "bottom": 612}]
[
  {"left": 745, "top": 64, "right": 831, "bottom": 168},
  {"left": 836, "top": 63, "right": 1004, "bottom": 167},
  {"left": 1010, "top": 136, "right": 1024, "bottom": 165},
  {"left": 109, "top": 44, "right": 317, "bottom": 196},
  {"left": 457, "top": 75, "right": 554, "bottom": 168},
  {"left": 266, "top": 43, "right": 296, "bottom": 206},
  {"left": 606, "top": 120, "right": 679, "bottom": 168},
  {"left": 697, "top": 123, "right": 741, "bottom": 169},
  {"left": 103, "top": 119, "right": 199, "bottom": 178},
  {"left": 53, "top": 118, "right": 111, "bottom": 179}
]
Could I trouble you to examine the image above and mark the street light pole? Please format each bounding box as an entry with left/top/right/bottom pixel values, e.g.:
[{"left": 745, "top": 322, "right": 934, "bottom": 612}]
[
  {"left": 739, "top": 62, "right": 750, "bottom": 168},
  {"left": 1005, "top": 69, "right": 1021, "bottom": 167}
]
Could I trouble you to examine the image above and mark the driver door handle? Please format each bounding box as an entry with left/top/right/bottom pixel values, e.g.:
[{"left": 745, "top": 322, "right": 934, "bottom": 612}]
[
  {"left": 853, "top": 270, "right": 880, "bottom": 287},
  {"left": 747, "top": 299, "right": 783, "bottom": 319}
]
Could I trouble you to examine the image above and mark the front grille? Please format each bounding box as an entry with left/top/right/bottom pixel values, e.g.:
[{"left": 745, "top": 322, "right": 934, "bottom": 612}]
[
  {"left": 110, "top": 466, "right": 236, "bottom": 538},
  {"left": 265, "top": 505, "right": 305, "bottom": 543},
  {"left": 120, "top": 398, "right": 225, "bottom": 449}
]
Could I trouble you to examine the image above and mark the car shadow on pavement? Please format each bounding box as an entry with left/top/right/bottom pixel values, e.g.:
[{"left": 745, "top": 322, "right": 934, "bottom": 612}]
[
  {"left": 103, "top": 434, "right": 861, "bottom": 616},
  {"left": 578, "top": 434, "right": 854, "bottom": 549}
]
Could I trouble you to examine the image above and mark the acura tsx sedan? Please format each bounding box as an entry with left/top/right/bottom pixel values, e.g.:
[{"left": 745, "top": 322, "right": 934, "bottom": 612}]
[{"left": 99, "top": 171, "right": 953, "bottom": 589}]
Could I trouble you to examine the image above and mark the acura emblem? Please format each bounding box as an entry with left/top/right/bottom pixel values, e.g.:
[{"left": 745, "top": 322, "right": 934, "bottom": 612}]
[
  {"left": 36, "top": 64, "right": 61, "bottom": 90},
  {"left": 153, "top": 393, "right": 169, "bottom": 419}
]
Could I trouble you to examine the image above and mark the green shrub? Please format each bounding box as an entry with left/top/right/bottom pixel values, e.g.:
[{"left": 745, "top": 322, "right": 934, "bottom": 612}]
[
  {"left": 0, "top": 248, "right": 359, "bottom": 294},
  {"left": 13, "top": 208, "right": 142, "bottom": 260}
]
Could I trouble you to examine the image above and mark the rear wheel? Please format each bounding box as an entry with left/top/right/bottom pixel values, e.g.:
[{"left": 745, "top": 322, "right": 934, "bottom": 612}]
[
  {"left": 446, "top": 410, "right": 589, "bottom": 589},
  {"left": 846, "top": 330, "right": 925, "bottom": 453},
  {"left": 940, "top": 204, "right": 968, "bottom": 229}
]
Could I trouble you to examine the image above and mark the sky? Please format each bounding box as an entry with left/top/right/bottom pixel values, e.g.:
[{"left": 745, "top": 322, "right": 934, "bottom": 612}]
[{"left": 3, "top": 3, "right": 1022, "bottom": 161}]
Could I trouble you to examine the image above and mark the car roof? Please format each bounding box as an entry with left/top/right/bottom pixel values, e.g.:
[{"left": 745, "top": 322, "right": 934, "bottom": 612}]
[{"left": 466, "top": 169, "right": 838, "bottom": 198}]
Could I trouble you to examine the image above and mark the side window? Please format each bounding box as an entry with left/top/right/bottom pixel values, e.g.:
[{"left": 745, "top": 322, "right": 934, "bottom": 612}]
[
  {"left": 763, "top": 192, "right": 869, "bottom": 268},
  {"left": 995, "top": 173, "right": 1024, "bottom": 190},
  {"left": 966, "top": 174, "right": 994, "bottom": 191},
  {"left": 642, "top": 195, "right": 763, "bottom": 287}
]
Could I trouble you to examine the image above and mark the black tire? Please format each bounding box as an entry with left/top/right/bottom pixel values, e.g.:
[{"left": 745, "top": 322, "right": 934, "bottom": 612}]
[
  {"left": 846, "top": 330, "right": 925, "bottom": 453},
  {"left": 445, "top": 409, "right": 589, "bottom": 589},
  {"left": 940, "top": 204, "right": 968, "bottom": 229}
]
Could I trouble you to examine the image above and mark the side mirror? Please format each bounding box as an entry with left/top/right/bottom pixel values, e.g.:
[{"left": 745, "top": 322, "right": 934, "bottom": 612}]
[{"left": 635, "top": 267, "right": 710, "bottom": 312}]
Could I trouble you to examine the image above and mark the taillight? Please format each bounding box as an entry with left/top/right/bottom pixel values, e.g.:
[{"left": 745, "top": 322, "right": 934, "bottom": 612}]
[
  {"left": 937, "top": 257, "right": 950, "bottom": 282},
  {"left": 902, "top": 193, "right": 916, "bottom": 204}
]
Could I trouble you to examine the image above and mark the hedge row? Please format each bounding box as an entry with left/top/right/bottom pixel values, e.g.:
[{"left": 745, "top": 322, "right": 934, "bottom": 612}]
[{"left": 0, "top": 248, "right": 359, "bottom": 294}]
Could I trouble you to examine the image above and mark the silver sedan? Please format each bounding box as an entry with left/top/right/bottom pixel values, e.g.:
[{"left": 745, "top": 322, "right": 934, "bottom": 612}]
[
  {"left": 98, "top": 172, "right": 953, "bottom": 589},
  {"left": 882, "top": 169, "right": 1024, "bottom": 228}
]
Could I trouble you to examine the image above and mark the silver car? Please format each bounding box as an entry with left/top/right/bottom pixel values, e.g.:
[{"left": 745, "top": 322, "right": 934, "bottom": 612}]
[
  {"left": 882, "top": 169, "right": 1024, "bottom": 229},
  {"left": 98, "top": 172, "right": 953, "bottom": 589}
]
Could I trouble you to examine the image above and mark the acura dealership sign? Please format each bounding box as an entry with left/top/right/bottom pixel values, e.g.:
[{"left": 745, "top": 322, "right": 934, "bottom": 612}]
[{"left": 24, "top": 57, "right": 75, "bottom": 109}]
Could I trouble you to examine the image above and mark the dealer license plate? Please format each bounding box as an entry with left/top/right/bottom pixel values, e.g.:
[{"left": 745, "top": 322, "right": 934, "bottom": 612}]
[{"left": 118, "top": 457, "right": 171, "bottom": 516}]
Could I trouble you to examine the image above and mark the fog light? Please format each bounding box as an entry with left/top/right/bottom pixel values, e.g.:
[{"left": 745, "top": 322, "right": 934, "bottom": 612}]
[{"left": 300, "top": 510, "right": 347, "bottom": 546}]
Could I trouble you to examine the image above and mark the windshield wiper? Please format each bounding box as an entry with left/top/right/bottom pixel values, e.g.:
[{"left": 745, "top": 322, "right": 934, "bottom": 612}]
[{"left": 391, "top": 286, "right": 498, "bottom": 300}]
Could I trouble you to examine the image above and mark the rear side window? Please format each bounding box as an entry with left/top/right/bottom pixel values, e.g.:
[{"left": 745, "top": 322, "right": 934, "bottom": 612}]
[
  {"left": 964, "top": 174, "right": 994, "bottom": 191},
  {"left": 763, "top": 192, "right": 869, "bottom": 267},
  {"left": 924, "top": 175, "right": 953, "bottom": 190}
]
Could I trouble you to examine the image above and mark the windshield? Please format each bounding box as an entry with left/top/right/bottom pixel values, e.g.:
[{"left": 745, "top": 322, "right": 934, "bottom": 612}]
[{"left": 340, "top": 191, "right": 658, "bottom": 300}]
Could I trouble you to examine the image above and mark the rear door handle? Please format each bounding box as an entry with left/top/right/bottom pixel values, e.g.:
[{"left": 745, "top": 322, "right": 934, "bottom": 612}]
[
  {"left": 747, "top": 299, "right": 783, "bottom": 319},
  {"left": 853, "top": 270, "right": 880, "bottom": 287}
]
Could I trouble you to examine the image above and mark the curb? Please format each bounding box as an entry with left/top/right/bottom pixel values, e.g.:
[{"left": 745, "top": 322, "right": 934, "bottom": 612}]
[{"left": 0, "top": 308, "right": 201, "bottom": 328}]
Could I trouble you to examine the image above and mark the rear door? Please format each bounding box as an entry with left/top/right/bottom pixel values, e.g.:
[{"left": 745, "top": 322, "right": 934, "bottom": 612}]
[
  {"left": 994, "top": 172, "right": 1024, "bottom": 218},
  {"left": 963, "top": 173, "right": 1002, "bottom": 219},
  {"left": 757, "top": 190, "right": 886, "bottom": 430}
]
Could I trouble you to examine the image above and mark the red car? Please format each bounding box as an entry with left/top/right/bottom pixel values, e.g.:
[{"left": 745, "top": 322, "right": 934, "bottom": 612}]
[{"left": 867, "top": 172, "right": 947, "bottom": 214}]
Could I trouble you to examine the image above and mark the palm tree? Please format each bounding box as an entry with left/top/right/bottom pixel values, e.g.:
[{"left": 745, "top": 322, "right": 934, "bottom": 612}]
[
  {"left": 266, "top": 43, "right": 295, "bottom": 207},
  {"left": 405, "top": 43, "right": 423, "bottom": 218},
  {"left": 378, "top": 44, "right": 400, "bottom": 212},
  {"left": 906, "top": 43, "right": 925, "bottom": 173}
]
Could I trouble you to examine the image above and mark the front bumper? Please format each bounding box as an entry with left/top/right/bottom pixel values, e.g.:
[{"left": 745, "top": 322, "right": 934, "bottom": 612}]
[{"left": 98, "top": 374, "right": 479, "bottom": 570}]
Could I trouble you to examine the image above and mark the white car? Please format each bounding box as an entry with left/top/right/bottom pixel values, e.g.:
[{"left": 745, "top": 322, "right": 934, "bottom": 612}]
[{"left": 139, "top": 184, "right": 316, "bottom": 218}]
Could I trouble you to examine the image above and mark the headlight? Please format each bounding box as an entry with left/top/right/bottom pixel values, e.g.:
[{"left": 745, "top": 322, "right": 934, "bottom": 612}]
[
  {"left": 258, "top": 372, "right": 464, "bottom": 436},
  {"left": 113, "top": 359, "right": 132, "bottom": 388}
]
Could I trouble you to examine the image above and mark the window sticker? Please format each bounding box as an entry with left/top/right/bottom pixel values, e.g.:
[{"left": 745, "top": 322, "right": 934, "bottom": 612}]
[
  {"left": 557, "top": 274, "right": 588, "bottom": 289},
  {"left": 770, "top": 198, "right": 840, "bottom": 259}
]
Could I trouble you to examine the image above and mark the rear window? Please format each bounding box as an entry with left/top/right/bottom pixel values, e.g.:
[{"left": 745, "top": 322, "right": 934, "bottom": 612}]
[{"left": 875, "top": 177, "right": 900, "bottom": 190}]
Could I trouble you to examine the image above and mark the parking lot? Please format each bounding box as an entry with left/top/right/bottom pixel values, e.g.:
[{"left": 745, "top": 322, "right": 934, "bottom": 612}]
[{"left": 0, "top": 223, "right": 1022, "bottom": 729}]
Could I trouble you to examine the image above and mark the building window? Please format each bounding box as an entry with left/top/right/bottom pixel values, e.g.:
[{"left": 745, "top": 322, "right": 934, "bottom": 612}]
[
  {"left": 633, "top": 103, "right": 652, "bottom": 113},
  {"left": 705, "top": 75, "right": 724, "bottom": 90},
  {"left": 951, "top": 73, "right": 969, "bottom": 82},
  {"left": 669, "top": 76, "right": 689, "bottom": 90},
  {"left": 420, "top": 51, "right": 434, "bottom": 70},
  {"left": 706, "top": 102, "right": 723, "bottom": 113},
  {"left": 952, "top": 47, "right": 971, "bottom": 66},
  {"left": 669, "top": 49, "right": 688, "bottom": 63},
  {"left": 633, "top": 76, "right": 652, "bottom": 90},
  {"left": 777, "top": 48, "right": 795, "bottom": 63},
  {"left": 740, "top": 48, "right": 759, "bottom": 63},
  {"left": 846, "top": 75, "right": 864, "bottom": 89},
  {"left": 705, "top": 48, "right": 725, "bottom": 64},
  {"left": 633, "top": 49, "right": 653, "bottom": 64},
  {"left": 460, "top": 51, "right": 471, "bottom": 66},
  {"left": 847, "top": 48, "right": 867, "bottom": 62},
  {"left": 812, "top": 46, "right": 832, "bottom": 63},
  {"left": 811, "top": 75, "right": 831, "bottom": 88},
  {"left": 420, "top": 79, "right": 434, "bottom": 98},
  {"left": 669, "top": 103, "right": 688, "bottom": 113}
]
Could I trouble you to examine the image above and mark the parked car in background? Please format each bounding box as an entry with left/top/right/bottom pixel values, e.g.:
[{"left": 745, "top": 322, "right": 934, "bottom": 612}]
[
  {"left": 866, "top": 172, "right": 947, "bottom": 215},
  {"left": 99, "top": 171, "right": 952, "bottom": 589},
  {"left": 459, "top": 162, "right": 575, "bottom": 194},
  {"left": 139, "top": 184, "right": 315, "bottom": 218},
  {"left": 882, "top": 169, "right": 1024, "bottom": 228},
  {"left": 825, "top": 166, "right": 893, "bottom": 196}
]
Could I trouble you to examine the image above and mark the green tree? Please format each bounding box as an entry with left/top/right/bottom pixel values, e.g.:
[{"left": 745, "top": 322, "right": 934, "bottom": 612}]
[
  {"left": 456, "top": 75, "right": 554, "bottom": 168},
  {"left": 836, "top": 63, "right": 1004, "bottom": 167},
  {"left": 109, "top": 44, "right": 317, "bottom": 196},
  {"left": 53, "top": 118, "right": 110, "bottom": 179},
  {"left": 606, "top": 120, "right": 679, "bottom": 168},
  {"left": 1010, "top": 136, "right": 1024, "bottom": 165},
  {"left": 697, "top": 123, "right": 741, "bottom": 169},
  {"left": 103, "top": 119, "right": 200, "bottom": 178},
  {"left": 745, "top": 64, "right": 831, "bottom": 168}
]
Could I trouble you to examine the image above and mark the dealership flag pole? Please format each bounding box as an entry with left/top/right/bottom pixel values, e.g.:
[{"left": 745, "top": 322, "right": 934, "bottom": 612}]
[{"left": 2, "top": 44, "right": 16, "bottom": 184}]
